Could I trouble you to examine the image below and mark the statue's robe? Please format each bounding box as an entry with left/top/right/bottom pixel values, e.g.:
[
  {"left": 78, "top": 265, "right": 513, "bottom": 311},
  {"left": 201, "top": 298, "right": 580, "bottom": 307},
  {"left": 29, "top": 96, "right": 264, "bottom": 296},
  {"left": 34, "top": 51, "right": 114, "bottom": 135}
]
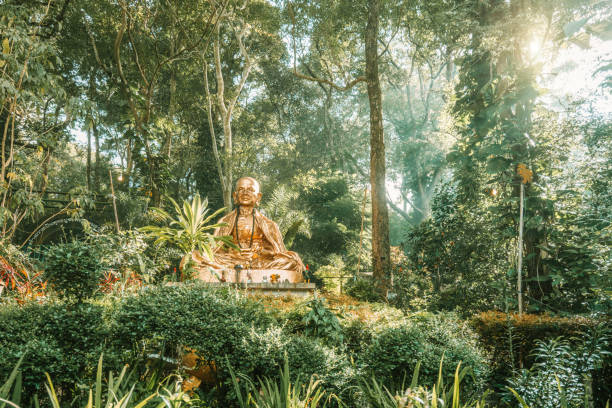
[{"left": 192, "top": 209, "right": 304, "bottom": 282}]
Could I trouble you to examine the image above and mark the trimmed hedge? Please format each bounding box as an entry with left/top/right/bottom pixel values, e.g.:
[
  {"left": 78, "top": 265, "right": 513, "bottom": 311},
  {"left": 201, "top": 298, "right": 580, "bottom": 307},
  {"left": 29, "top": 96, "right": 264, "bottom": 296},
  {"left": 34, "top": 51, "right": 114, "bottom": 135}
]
[
  {"left": 471, "top": 311, "right": 603, "bottom": 370},
  {"left": 470, "top": 311, "right": 611, "bottom": 399}
]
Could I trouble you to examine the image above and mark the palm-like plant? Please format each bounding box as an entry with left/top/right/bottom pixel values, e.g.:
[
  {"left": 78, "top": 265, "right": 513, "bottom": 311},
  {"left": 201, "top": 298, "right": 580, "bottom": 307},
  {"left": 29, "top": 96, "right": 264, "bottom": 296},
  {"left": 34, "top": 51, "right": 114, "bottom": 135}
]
[{"left": 141, "top": 194, "right": 235, "bottom": 263}]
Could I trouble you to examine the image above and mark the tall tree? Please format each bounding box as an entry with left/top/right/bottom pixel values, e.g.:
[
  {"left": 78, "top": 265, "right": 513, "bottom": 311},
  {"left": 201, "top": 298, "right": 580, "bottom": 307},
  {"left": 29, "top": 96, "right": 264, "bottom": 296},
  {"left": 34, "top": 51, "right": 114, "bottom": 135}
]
[
  {"left": 288, "top": 0, "right": 391, "bottom": 290},
  {"left": 202, "top": 0, "right": 253, "bottom": 210},
  {"left": 364, "top": 0, "right": 391, "bottom": 292}
]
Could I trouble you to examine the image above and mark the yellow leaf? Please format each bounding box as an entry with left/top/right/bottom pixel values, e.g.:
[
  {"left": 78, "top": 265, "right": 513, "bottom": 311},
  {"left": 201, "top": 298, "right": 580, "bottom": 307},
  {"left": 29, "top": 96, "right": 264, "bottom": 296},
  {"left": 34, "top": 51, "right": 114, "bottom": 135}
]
[
  {"left": 517, "top": 163, "right": 533, "bottom": 184},
  {"left": 2, "top": 38, "right": 9, "bottom": 55},
  {"left": 0, "top": 60, "right": 5, "bottom": 67}
]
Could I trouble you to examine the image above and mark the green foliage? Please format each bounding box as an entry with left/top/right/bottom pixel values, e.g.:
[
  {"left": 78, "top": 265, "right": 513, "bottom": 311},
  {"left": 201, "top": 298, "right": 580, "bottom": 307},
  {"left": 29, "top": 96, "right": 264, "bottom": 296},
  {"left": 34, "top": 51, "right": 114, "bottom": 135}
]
[
  {"left": 0, "top": 301, "right": 111, "bottom": 404},
  {"left": 0, "top": 355, "right": 24, "bottom": 407},
  {"left": 108, "top": 284, "right": 352, "bottom": 405},
  {"left": 292, "top": 171, "right": 366, "bottom": 274},
  {"left": 314, "top": 255, "right": 348, "bottom": 293},
  {"left": 78, "top": 227, "right": 190, "bottom": 287},
  {"left": 359, "top": 313, "right": 490, "bottom": 397},
  {"left": 230, "top": 356, "right": 332, "bottom": 408},
  {"left": 361, "top": 362, "right": 491, "bottom": 408},
  {"left": 260, "top": 185, "right": 311, "bottom": 249},
  {"left": 43, "top": 353, "right": 206, "bottom": 408},
  {"left": 302, "top": 297, "right": 344, "bottom": 346},
  {"left": 470, "top": 311, "right": 609, "bottom": 397},
  {"left": 343, "top": 320, "right": 374, "bottom": 359},
  {"left": 42, "top": 241, "right": 107, "bottom": 302},
  {"left": 402, "top": 182, "right": 510, "bottom": 314},
  {"left": 141, "top": 194, "right": 233, "bottom": 259},
  {"left": 345, "top": 278, "right": 383, "bottom": 303},
  {"left": 0, "top": 3, "right": 76, "bottom": 242},
  {"left": 505, "top": 327, "right": 610, "bottom": 408}
]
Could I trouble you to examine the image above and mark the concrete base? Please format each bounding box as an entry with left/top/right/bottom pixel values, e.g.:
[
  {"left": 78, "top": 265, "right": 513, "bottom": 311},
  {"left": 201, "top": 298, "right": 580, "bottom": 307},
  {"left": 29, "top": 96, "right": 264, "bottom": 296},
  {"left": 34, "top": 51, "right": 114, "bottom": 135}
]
[
  {"left": 205, "top": 282, "right": 316, "bottom": 297},
  {"left": 197, "top": 268, "right": 303, "bottom": 284}
]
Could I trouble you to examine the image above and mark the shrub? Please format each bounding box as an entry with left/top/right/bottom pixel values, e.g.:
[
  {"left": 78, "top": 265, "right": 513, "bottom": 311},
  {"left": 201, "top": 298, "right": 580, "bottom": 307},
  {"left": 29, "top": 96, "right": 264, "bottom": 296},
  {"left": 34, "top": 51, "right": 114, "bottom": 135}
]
[
  {"left": 84, "top": 228, "right": 172, "bottom": 287},
  {"left": 302, "top": 297, "right": 344, "bottom": 345},
  {"left": 505, "top": 326, "right": 610, "bottom": 408},
  {"left": 343, "top": 319, "right": 374, "bottom": 358},
  {"left": 345, "top": 277, "right": 383, "bottom": 303},
  {"left": 109, "top": 284, "right": 356, "bottom": 405},
  {"left": 358, "top": 312, "right": 490, "bottom": 397},
  {"left": 389, "top": 268, "right": 434, "bottom": 311},
  {"left": 42, "top": 241, "right": 107, "bottom": 301},
  {"left": 470, "top": 311, "right": 608, "bottom": 391},
  {"left": 0, "top": 301, "right": 112, "bottom": 403},
  {"left": 314, "top": 255, "right": 348, "bottom": 293}
]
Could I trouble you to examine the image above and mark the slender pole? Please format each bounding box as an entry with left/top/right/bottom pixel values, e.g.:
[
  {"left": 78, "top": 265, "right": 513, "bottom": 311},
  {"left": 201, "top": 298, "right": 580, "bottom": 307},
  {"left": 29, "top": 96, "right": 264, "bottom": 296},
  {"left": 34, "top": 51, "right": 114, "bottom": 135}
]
[
  {"left": 109, "top": 169, "right": 120, "bottom": 234},
  {"left": 517, "top": 182, "right": 524, "bottom": 315},
  {"left": 356, "top": 188, "right": 368, "bottom": 276}
]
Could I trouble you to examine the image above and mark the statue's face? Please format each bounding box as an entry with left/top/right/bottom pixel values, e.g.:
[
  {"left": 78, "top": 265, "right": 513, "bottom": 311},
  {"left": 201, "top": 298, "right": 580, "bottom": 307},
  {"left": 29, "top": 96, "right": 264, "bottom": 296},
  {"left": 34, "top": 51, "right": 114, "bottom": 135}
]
[{"left": 233, "top": 178, "right": 262, "bottom": 207}]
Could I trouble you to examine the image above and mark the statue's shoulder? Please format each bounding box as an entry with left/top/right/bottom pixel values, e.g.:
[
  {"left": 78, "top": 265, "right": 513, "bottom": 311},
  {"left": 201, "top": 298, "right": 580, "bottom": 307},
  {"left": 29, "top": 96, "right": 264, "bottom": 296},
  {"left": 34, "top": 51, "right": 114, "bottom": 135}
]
[
  {"left": 219, "top": 210, "right": 236, "bottom": 224},
  {"left": 256, "top": 211, "right": 279, "bottom": 228}
]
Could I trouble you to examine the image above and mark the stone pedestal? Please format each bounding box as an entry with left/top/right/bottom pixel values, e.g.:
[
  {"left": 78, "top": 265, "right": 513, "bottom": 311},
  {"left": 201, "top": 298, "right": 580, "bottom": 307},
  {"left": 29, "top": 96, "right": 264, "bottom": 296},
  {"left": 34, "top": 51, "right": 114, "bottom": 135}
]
[
  {"left": 197, "top": 267, "right": 303, "bottom": 284},
  {"left": 205, "top": 281, "right": 315, "bottom": 297}
]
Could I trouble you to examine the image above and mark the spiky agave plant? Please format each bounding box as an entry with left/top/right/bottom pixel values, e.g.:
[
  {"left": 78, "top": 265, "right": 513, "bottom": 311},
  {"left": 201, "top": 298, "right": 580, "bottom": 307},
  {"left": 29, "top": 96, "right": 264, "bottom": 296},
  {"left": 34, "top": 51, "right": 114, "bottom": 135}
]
[{"left": 141, "top": 194, "right": 236, "bottom": 275}]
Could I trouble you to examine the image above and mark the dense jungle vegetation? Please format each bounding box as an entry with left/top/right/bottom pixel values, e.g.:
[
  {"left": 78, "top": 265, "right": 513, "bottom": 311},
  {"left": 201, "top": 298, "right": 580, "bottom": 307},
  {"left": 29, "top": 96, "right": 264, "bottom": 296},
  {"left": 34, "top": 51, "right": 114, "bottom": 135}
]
[{"left": 0, "top": 0, "right": 610, "bottom": 406}]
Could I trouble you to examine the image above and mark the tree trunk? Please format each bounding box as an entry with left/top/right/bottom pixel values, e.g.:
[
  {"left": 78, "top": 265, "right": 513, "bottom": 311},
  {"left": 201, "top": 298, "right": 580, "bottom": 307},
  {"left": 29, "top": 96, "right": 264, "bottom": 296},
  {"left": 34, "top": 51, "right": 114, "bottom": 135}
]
[
  {"left": 94, "top": 119, "right": 100, "bottom": 192},
  {"left": 87, "top": 71, "right": 94, "bottom": 192},
  {"left": 365, "top": 0, "right": 391, "bottom": 295},
  {"left": 87, "top": 116, "right": 92, "bottom": 192}
]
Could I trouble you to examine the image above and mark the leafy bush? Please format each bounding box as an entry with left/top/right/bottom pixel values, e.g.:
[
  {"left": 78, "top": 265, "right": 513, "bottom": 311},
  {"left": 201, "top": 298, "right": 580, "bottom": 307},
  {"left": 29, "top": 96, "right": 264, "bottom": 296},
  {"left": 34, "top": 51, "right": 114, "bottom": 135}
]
[
  {"left": 388, "top": 268, "right": 434, "bottom": 311},
  {"left": 313, "top": 254, "right": 348, "bottom": 293},
  {"left": 302, "top": 297, "right": 344, "bottom": 345},
  {"left": 108, "top": 284, "right": 354, "bottom": 405},
  {"left": 85, "top": 228, "right": 162, "bottom": 285},
  {"left": 0, "top": 301, "right": 112, "bottom": 403},
  {"left": 343, "top": 319, "right": 374, "bottom": 358},
  {"left": 358, "top": 313, "right": 490, "bottom": 397},
  {"left": 42, "top": 241, "right": 107, "bottom": 301},
  {"left": 345, "top": 277, "right": 383, "bottom": 303},
  {"left": 505, "top": 326, "right": 610, "bottom": 408},
  {"left": 470, "top": 311, "right": 606, "bottom": 391}
]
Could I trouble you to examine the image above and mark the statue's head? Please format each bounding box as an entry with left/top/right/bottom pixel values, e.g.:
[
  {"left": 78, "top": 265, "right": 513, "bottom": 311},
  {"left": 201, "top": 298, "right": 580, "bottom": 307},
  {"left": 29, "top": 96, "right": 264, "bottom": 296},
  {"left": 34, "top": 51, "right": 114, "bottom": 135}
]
[{"left": 233, "top": 177, "right": 262, "bottom": 207}]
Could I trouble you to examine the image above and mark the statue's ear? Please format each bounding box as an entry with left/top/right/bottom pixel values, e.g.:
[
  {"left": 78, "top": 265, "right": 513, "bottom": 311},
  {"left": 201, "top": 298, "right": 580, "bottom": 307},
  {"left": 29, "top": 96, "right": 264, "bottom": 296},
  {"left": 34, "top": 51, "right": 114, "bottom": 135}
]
[
  {"left": 256, "top": 192, "right": 262, "bottom": 206},
  {"left": 232, "top": 191, "right": 238, "bottom": 204}
]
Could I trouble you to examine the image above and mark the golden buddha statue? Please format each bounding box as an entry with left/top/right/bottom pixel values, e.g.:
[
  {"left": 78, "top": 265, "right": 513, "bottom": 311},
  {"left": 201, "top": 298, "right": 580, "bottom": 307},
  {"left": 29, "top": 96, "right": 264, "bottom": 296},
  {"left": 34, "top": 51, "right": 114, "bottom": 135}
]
[{"left": 192, "top": 177, "right": 305, "bottom": 283}]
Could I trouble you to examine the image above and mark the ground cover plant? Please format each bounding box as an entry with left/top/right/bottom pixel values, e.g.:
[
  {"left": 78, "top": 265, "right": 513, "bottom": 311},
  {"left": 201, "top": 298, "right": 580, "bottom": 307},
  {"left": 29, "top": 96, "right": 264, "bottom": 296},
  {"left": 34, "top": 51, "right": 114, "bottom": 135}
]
[{"left": 2, "top": 280, "right": 608, "bottom": 407}]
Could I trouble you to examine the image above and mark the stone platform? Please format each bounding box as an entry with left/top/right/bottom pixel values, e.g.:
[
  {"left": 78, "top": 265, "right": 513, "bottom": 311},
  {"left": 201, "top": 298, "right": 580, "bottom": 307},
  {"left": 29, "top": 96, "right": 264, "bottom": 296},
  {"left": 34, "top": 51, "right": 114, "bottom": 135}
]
[
  {"left": 205, "top": 281, "right": 316, "bottom": 297},
  {"left": 197, "top": 267, "right": 303, "bottom": 284}
]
